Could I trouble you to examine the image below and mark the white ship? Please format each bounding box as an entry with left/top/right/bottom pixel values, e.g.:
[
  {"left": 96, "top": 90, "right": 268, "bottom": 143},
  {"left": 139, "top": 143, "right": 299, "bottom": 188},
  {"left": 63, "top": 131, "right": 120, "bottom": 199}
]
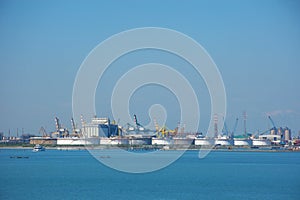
[
  {"left": 33, "top": 144, "right": 45, "bottom": 152},
  {"left": 252, "top": 139, "right": 271, "bottom": 146},
  {"left": 194, "top": 138, "right": 214, "bottom": 146},
  {"left": 214, "top": 136, "right": 233, "bottom": 146},
  {"left": 234, "top": 138, "right": 253, "bottom": 146}
]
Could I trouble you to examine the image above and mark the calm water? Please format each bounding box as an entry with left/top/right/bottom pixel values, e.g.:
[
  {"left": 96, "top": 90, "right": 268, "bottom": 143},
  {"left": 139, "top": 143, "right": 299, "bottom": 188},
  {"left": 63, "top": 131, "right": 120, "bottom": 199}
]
[{"left": 0, "top": 149, "right": 299, "bottom": 200}]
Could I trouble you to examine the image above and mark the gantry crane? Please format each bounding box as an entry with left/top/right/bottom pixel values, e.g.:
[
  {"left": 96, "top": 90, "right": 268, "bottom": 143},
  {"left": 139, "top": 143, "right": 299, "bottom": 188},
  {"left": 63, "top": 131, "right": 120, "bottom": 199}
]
[
  {"left": 268, "top": 115, "right": 277, "bottom": 134},
  {"left": 70, "top": 118, "right": 81, "bottom": 137},
  {"left": 39, "top": 127, "right": 48, "bottom": 137},
  {"left": 222, "top": 117, "right": 238, "bottom": 138},
  {"left": 154, "top": 119, "right": 179, "bottom": 138},
  {"left": 54, "top": 117, "right": 69, "bottom": 138},
  {"left": 222, "top": 117, "right": 229, "bottom": 136},
  {"left": 123, "top": 114, "right": 153, "bottom": 134}
]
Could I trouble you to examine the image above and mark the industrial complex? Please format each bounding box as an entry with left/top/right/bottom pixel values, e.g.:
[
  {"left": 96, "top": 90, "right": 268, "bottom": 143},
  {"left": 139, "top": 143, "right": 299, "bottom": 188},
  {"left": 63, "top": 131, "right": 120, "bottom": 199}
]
[{"left": 1, "top": 113, "right": 300, "bottom": 150}]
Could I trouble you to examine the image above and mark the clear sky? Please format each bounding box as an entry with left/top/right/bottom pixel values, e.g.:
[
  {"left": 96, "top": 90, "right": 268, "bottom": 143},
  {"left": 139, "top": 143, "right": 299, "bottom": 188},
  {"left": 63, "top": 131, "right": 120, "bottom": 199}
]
[{"left": 0, "top": 0, "right": 299, "bottom": 136}]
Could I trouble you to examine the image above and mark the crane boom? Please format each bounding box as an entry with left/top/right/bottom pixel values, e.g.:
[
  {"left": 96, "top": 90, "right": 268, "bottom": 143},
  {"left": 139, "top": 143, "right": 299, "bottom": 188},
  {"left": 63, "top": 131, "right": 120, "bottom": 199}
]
[
  {"left": 232, "top": 118, "right": 238, "bottom": 136},
  {"left": 55, "top": 117, "right": 61, "bottom": 131},
  {"left": 268, "top": 116, "right": 276, "bottom": 129},
  {"left": 39, "top": 127, "right": 48, "bottom": 137},
  {"left": 222, "top": 117, "right": 229, "bottom": 136},
  {"left": 133, "top": 114, "right": 142, "bottom": 127},
  {"left": 71, "top": 118, "right": 76, "bottom": 132},
  {"left": 153, "top": 118, "right": 159, "bottom": 132}
]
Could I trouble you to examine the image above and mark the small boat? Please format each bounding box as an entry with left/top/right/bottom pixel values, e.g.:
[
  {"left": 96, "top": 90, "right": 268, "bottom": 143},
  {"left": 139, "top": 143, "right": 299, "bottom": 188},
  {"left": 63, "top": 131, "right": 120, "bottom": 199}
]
[
  {"left": 33, "top": 144, "right": 45, "bottom": 152},
  {"left": 10, "top": 156, "right": 29, "bottom": 159}
]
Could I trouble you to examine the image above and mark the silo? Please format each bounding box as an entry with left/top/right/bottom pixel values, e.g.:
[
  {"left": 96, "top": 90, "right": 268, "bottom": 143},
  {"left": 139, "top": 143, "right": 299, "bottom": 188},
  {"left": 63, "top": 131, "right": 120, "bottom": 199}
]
[
  {"left": 270, "top": 129, "right": 276, "bottom": 135},
  {"left": 284, "top": 128, "right": 291, "bottom": 141},
  {"left": 277, "top": 127, "right": 283, "bottom": 136}
]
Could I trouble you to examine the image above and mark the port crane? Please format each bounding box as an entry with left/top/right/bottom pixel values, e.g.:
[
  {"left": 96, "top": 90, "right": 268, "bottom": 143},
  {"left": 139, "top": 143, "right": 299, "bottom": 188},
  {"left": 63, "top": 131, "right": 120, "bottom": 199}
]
[
  {"left": 268, "top": 116, "right": 277, "bottom": 134},
  {"left": 222, "top": 117, "right": 229, "bottom": 136},
  {"left": 39, "top": 127, "right": 48, "bottom": 137},
  {"left": 251, "top": 116, "right": 277, "bottom": 137},
  {"left": 154, "top": 118, "right": 179, "bottom": 138},
  {"left": 222, "top": 117, "right": 238, "bottom": 138},
  {"left": 54, "top": 117, "right": 69, "bottom": 138},
  {"left": 55, "top": 117, "right": 60, "bottom": 132},
  {"left": 153, "top": 118, "right": 160, "bottom": 133},
  {"left": 133, "top": 114, "right": 146, "bottom": 132},
  {"left": 123, "top": 114, "right": 153, "bottom": 135},
  {"left": 70, "top": 118, "right": 81, "bottom": 137}
]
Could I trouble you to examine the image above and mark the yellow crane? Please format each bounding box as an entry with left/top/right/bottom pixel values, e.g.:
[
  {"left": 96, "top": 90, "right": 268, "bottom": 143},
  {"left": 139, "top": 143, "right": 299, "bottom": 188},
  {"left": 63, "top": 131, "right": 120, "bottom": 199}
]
[{"left": 153, "top": 118, "right": 179, "bottom": 138}]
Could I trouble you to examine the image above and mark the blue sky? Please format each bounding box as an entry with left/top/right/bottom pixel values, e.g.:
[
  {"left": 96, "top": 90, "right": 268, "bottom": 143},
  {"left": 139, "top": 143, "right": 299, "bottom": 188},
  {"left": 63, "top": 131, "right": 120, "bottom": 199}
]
[{"left": 0, "top": 0, "right": 299, "bottom": 136}]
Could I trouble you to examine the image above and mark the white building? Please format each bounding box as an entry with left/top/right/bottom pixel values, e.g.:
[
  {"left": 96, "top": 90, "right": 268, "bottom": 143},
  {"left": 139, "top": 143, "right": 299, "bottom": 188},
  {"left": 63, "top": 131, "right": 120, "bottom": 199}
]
[
  {"left": 259, "top": 135, "right": 281, "bottom": 145},
  {"left": 82, "top": 117, "right": 119, "bottom": 138},
  {"left": 57, "top": 137, "right": 99, "bottom": 145}
]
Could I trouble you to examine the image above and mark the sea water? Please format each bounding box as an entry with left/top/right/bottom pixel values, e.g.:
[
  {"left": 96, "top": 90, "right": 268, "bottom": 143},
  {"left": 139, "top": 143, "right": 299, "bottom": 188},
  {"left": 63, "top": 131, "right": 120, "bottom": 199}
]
[{"left": 0, "top": 149, "right": 299, "bottom": 200}]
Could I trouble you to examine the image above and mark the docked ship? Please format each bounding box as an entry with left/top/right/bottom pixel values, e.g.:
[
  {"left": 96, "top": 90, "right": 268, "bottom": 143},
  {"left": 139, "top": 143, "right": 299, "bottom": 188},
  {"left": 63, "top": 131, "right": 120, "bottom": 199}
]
[
  {"left": 252, "top": 138, "right": 271, "bottom": 146},
  {"left": 215, "top": 136, "right": 234, "bottom": 146}
]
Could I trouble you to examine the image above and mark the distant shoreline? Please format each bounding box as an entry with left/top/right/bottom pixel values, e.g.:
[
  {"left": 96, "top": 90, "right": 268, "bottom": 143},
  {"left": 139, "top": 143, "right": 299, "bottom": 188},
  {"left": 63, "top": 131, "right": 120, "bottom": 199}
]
[{"left": 1, "top": 145, "right": 300, "bottom": 152}]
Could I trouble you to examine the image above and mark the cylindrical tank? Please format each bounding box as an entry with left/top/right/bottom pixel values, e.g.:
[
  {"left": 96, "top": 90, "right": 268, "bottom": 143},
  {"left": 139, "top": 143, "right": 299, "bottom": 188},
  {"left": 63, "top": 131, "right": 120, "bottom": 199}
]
[
  {"left": 284, "top": 128, "right": 291, "bottom": 141},
  {"left": 277, "top": 127, "right": 283, "bottom": 135},
  {"left": 270, "top": 129, "right": 276, "bottom": 135}
]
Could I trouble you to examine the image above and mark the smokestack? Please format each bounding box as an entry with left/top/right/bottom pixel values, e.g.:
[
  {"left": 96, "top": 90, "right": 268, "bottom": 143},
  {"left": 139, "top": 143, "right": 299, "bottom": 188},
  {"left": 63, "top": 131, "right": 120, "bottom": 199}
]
[
  {"left": 214, "top": 114, "right": 218, "bottom": 138},
  {"left": 243, "top": 111, "right": 247, "bottom": 136}
]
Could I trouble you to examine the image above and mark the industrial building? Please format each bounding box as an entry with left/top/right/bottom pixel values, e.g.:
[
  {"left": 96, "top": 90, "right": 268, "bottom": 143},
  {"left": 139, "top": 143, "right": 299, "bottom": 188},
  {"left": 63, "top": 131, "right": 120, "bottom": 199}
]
[
  {"left": 30, "top": 137, "right": 57, "bottom": 145},
  {"left": 82, "top": 117, "right": 120, "bottom": 138}
]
